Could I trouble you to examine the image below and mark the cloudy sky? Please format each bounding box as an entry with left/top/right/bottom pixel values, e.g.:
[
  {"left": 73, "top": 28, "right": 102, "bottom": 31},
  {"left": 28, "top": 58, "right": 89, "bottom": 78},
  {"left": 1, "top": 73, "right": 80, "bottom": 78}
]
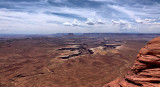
[{"left": 0, "top": 0, "right": 160, "bottom": 34}]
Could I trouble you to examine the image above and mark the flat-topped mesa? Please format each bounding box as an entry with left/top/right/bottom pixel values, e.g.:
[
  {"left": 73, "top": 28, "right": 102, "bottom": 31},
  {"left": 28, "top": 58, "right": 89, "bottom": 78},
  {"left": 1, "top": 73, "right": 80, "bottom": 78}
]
[{"left": 103, "top": 37, "right": 160, "bottom": 87}]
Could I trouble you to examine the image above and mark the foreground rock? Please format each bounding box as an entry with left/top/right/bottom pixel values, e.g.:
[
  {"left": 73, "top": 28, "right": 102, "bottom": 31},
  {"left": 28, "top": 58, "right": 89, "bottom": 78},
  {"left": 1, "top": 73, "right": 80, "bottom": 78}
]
[{"left": 103, "top": 37, "right": 160, "bottom": 87}]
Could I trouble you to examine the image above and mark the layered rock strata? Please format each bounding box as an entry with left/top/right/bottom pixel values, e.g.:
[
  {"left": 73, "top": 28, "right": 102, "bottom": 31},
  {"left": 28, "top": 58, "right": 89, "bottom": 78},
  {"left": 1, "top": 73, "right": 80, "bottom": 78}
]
[{"left": 103, "top": 37, "right": 160, "bottom": 87}]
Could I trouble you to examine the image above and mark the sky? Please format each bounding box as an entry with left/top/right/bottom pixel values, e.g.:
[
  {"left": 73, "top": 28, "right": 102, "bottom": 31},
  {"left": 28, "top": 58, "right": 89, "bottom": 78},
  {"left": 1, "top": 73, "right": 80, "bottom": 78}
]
[{"left": 0, "top": 0, "right": 160, "bottom": 34}]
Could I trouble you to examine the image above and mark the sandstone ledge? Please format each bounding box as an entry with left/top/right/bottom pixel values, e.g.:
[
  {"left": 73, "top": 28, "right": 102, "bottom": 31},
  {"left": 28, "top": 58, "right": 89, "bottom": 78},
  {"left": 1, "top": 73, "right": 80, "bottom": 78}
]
[{"left": 103, "top": 37, "right": 160, "bottom": 87}]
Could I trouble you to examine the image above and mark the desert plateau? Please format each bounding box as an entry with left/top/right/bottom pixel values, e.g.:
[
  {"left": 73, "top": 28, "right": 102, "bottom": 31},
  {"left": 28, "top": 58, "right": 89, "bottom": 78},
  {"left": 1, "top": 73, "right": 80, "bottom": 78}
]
[{"left": 0, "top": 33, "right": 159, "bottom": 87}]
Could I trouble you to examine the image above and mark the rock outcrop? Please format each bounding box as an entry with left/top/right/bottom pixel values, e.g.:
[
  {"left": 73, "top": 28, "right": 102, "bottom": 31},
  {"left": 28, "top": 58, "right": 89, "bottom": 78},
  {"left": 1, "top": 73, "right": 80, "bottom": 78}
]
[{"left": 103, "top": 37, "right": 160, "bottom": 87}]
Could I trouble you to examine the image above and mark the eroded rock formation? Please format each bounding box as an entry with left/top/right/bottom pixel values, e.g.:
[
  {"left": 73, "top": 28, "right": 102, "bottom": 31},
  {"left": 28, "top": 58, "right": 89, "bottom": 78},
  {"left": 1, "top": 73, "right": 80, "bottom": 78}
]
[{"left": 103, "top": 37, "right": 160, "bottom": 87}]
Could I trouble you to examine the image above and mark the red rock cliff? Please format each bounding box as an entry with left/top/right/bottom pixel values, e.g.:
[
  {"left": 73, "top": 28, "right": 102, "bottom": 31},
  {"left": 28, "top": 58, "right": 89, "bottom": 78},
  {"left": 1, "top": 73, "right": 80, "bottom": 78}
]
[{"left": 103, "top": 37, "right": 160, "bottom": 87}]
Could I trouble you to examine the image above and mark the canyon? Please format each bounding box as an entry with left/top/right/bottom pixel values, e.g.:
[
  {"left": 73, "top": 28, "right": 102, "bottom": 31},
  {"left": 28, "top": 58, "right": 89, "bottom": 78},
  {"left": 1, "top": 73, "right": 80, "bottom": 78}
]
[{"left": 0, "top": 34, "right": 159, "bottom": 87}]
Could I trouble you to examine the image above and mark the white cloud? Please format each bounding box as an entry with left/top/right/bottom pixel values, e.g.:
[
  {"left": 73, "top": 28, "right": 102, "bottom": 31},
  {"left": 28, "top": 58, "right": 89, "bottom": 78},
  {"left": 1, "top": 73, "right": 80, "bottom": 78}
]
[
  {"left": 0, "top": 9, "right": 76, "bottom": 34},
  {"left": 111, "top": 19, "right": 134, "bottom": 31},
  {"left": 112, "top": 20, "right": 119, "bottom": 25},
  {"left": 112, "top": 20, "right": 129, "bottom": 25},
  {"left": 97, "top": 19, "right": 105, "bottom": 24},
  {"left": 145, "top": 19, "right": 155, "bottom": 22},
  {"left": 72, "top": 19, "right": 80, "bottom": 26},
  {"left": 63, "top": 19, "right": 80, "bottom": 26},
  {"left": 153, "top": 22, "right": 160, "bottom": 25},
  {"left": 63, "top": 22, "right": 72, "bottom": 26},
  {"left": 85, "top": 19, "right": 95, "bottom": 25},
  {"left": 135, "top": 19, "right": 145, "bottom": 24},
  {"left": 64, "top": 19, "right": 105, "bottom": 26},
  {"left": 85, "top": 19, "right": 105, "bottom": 25},
  {"left": 135, "top": 18, "right": 156, "bottom": 24}
]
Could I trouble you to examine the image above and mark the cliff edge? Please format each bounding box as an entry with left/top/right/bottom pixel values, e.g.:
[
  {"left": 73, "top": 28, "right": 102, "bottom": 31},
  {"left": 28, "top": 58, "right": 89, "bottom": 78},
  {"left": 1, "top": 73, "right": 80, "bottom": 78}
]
[{"left": 103, "top": 37, "right": 160, "bottom": 87}]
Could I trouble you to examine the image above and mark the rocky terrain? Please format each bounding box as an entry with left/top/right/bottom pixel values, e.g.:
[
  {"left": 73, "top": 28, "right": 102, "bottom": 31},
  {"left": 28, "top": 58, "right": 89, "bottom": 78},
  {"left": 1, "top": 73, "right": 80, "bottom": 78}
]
[
  {"left": 0, "top": 34, "right": 159, "bottom": 87},
  {"left": 103, "top": 37, "right": 160, "bottom": 87}
]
